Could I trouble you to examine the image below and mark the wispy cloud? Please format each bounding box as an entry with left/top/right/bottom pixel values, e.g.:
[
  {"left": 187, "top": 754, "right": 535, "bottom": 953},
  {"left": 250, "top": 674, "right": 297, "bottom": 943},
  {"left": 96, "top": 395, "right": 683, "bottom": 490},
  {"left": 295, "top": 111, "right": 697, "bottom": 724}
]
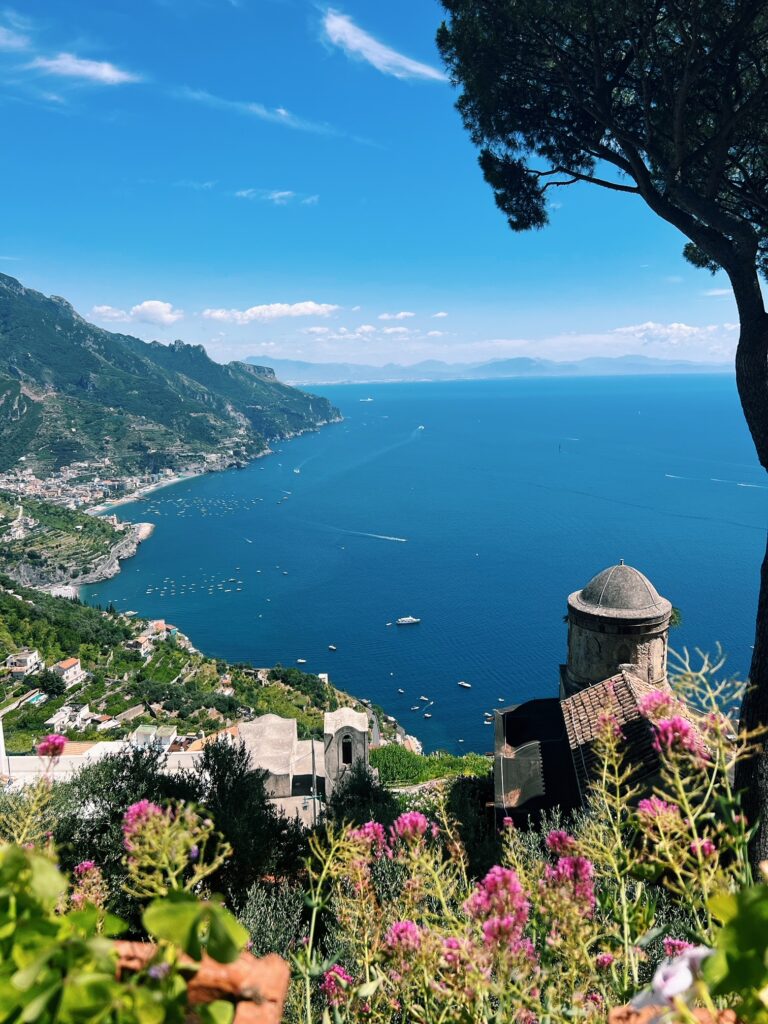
[
  {"left": 703, "top": 288, "right": 732, "bottom": 297},
  {"left": 202, "top": 301, "right": 340, "bottom": 324},
  {"left": 323, "top": 9, "right": 446, "bottom": 82},
  {"left": 378, "top": 310, "right": 414, "bottom": 320},
  {"left": 235, "top": 187, "right": 319, "bottom": 206},
  {"left": 91, "top": 300, "right": 184, "bottom": 326},
  {"left": 0, "top": 24, "right": 29, "bottom": 50},
  {"left": 28, "top": 52, "right": 142, "bottom": 85},
  {"left": 175, "top": 179, "right": 217, "bottom": 190},
  {"left": 432, "top": 311, "right": 448, "bottom": 318},
  {"left": 177, "top": 86, "right": 336, "bottom": 136}
]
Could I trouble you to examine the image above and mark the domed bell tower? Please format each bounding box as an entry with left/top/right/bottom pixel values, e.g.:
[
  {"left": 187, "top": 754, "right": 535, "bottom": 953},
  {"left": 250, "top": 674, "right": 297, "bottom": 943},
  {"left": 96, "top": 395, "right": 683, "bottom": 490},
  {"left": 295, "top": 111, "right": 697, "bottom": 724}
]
[{"left": 560, "top": 561, "right": 672, "bottom": 698}]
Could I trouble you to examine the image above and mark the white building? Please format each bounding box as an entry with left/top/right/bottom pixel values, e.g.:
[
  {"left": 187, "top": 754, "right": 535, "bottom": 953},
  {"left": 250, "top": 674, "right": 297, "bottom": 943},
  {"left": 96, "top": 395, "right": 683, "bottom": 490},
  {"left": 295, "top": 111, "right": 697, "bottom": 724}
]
[
  {"left": 5, "top": 649, "right": 44, "bottom": 679},
  {"left": 52, "top": 657, "right": 86, "bottom": 689}
]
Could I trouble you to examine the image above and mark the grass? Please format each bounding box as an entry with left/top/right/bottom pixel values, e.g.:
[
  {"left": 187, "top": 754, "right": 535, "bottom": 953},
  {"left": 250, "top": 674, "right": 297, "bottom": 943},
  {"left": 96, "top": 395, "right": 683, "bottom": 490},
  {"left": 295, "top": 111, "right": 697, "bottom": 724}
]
[{"left": 370, "top": 744, "right": 492, "bottom": 786}]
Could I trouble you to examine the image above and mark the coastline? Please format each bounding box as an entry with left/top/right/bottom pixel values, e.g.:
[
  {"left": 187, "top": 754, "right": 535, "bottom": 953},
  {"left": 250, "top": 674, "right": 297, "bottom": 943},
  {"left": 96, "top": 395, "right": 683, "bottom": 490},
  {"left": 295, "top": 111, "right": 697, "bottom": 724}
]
[{"left": 88, "top": 470, "right": 212, "bottom": 515}]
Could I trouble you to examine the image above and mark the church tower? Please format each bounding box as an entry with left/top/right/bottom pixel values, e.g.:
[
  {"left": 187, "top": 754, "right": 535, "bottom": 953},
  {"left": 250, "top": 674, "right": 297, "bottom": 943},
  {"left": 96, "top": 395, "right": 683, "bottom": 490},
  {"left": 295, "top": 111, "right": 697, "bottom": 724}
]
[{"left": 560, "top": 561, "right": 672, "bottom": 698}]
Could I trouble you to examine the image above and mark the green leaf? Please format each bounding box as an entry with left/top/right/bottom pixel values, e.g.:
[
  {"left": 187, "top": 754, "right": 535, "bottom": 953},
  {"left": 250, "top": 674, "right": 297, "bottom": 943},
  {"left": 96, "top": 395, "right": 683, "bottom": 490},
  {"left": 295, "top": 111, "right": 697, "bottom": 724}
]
[
  {"left": 205, "top": 904, "right": 248, "bottom": 964},
  {"left": 355, "top": 978, "right": 381, "bottom": 999},
  {"left": 709, "top": 891, "right": 738, "bottom": 924},
  {"left": 199, "top": 1000, "right": 235, "bottom": 1024},
  {"left": 143, "top": 893, "right": 203, "bottom": 960},
  {"left": 20, "top": 982, "right": 61, "bottom": 1022},
  {"left": 27, "top": 855, "right": 67, "bottom": 907}
]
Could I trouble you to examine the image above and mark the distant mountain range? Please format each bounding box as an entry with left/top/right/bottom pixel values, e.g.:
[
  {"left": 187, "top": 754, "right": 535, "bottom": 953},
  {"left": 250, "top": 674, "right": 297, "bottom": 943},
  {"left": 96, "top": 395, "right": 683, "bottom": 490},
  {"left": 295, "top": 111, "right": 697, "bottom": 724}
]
[
  {"left": 247, "top": 354, "right": 732, "bottom": 385},
  {"left": 0, "top": 274, "right": 339, "bottom": 474}
]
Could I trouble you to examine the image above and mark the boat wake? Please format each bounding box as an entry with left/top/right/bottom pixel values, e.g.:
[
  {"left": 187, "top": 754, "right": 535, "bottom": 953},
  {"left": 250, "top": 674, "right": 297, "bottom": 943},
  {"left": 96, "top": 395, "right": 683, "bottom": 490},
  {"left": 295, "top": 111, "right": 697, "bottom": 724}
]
[{"left": 351, "top": 530, "right": 408, "bottom": 543}]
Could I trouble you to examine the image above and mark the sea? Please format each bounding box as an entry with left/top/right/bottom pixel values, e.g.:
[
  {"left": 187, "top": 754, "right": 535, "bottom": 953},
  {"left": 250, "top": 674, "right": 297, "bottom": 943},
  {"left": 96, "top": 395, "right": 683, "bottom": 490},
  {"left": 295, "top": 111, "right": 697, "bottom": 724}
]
[{"left": 82, "top": 375, "right": 768, "bottom": 754}]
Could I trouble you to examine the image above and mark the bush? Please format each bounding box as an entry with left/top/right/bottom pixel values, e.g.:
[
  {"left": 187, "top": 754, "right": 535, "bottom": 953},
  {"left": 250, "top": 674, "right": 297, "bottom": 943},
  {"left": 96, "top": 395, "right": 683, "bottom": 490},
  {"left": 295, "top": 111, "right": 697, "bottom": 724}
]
[{"left": 370, "top": 743, "right": 491, "bottom": 785}]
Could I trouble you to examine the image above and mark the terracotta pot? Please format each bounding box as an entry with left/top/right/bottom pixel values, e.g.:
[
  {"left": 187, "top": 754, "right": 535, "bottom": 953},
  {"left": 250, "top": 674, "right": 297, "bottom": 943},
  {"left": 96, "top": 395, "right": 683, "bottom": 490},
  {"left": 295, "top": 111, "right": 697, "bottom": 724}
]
[
  {"left": 609, "top": 1006, "right": 738, "bottom": 1024},
  {"left": 114, "top": 941, "right": 290, "bottom": 1024}
]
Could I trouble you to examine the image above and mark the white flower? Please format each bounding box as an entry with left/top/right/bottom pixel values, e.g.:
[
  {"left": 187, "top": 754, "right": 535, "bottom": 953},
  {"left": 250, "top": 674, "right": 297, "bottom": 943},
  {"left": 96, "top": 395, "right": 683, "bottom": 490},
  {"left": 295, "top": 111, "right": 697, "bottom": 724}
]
[{"left": 631, "top": 946, "right": 712, "bottom": 1009}]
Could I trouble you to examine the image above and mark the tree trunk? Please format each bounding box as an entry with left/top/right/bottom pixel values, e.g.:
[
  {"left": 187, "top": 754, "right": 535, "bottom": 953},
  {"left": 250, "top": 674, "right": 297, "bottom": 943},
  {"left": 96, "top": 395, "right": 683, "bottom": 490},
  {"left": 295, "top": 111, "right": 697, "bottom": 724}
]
[{"left": 730, "top": 275, "right": 768, "bottom": 864}]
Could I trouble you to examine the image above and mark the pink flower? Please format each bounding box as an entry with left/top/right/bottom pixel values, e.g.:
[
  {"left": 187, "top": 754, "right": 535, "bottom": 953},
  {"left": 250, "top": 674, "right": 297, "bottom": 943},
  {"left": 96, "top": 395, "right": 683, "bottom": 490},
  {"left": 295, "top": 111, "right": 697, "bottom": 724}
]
[
  {"left": 37, "top": 734, "right": 66, "bottom": 759},
  {"left": 543, "top": 856, "right": 596, "bottom": 913},
  {"left": 638, "top": 690, "right": 676, "bottom": 718},
  {"left": 390, "top": 811, "right": 430, "bottom": 843},
  {"left": 320, "top": 964, "right": 353, "bottom": 1007},
  {"left": 596, "top": 953, "right": 615, "bottom": 969},
  {"left": 690, "top": 838, "right": 716, "bottom": 858},
  {"left": 122, "top": 800, "right": 163, "bottom": 850},
  {"left": 637, "top": 796, "right": 680, "bottom": 822},
  {"left": 502, "top": 816, "right": 514, "bottom": 829},
  {"left": 652, "top": 716, "right": 703, "bottom": 757},
  {"left": 545, "top": 830, "right": 576, "bottom": 854},
  {"left": 663, "top": 938, "right": 693, "bottom": 958},
  {"left": 74, "top": 859, "right": 96, "bottom": 876},
  {"left": 349, "top": 821, "right": 391, "bottom": 859},
  {"left": 383, "top": 920, "right": 422, "bottom": 953},
  {"left": 465, "top": 865, "right": 530, "bottom": 945}
]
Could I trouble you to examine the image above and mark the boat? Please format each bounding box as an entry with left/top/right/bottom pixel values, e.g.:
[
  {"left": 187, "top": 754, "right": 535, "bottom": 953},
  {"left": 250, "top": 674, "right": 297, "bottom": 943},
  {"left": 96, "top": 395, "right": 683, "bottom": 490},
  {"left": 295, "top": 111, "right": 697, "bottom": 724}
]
[
  {"left": 396, "top": 616, "right": 421, "bottom": 626},
  {"left": 419, "top": 696, "right": 429, "bottom": 702},
  {"left": 359, "top": 397, "right": 374, "bottom": 403},
  {"left": 385, "top": 622, "right": 393, "bottom": 627},
  {"left": 483, "top": 719, "right": 492, "bottom": 725},
  {"left": 328, "top": 645, "right": 337, "bottom": 651},
  {"left": 418, "top": 425, "right": 425, "bottom": 430},
  {"left": 297, "top": 658, "right": 307, "bottom": 664},
  {"left": 410, "top": 706, "right": 420, "bottom": 711},
  {"left": 423, "top": 713, "right": 432, "bottom": 719},
  {"left": 293, "top": 468, "right": 301, "bottom": 474},
  {"left": 457, "top": 680, "right": 472, "bottom": 689},
  {"left": 397, "top": 688, "right": 404, "bottom": 694}
]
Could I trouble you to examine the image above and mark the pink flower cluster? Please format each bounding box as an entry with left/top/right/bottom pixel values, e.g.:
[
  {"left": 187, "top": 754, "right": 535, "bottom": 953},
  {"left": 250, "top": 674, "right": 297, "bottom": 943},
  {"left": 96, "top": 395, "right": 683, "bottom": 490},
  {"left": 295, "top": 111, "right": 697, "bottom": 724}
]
[
  {"left": 384, "top": 920, "right": 422, "bottom": 953},
  {"left": 349, "top": 820, "right": 391, "bottom": 859},
  {"left": 663, "top": 938, "right": 694, "bottom": 958},
  {"left": 320, "top": 964, "right": 353, "bottom": 1007},
  {"left": 543, "top": 856, "right": 596, "bottom": 913},
  {"left": 545, "top": 830, "right": 576, "bottom": 854},
  {"left": 122, "top": 800, "right": 163, "bottom": 850},
  {"left": 465, "top": 865, "right": 530, "bottom": 947},
  {"left": 690, "top": 838, "right": 716, "bottom": 858},
  {"left": 652, "top": 716, "right": 703, "bottom": 757},
  {"left": 637, "top": 796, "right": 680, "bottom": 823},
  {"left": 638, "top": 689, "right": 676, "bottom": 718},
  {"left": 37, "top": 734, "right": 66, "bottom": 759},
  {"left": 70, "top": 859, "right": 108, "bottom": 910},
  {"left": 595, "top": 952, "right": 615, "bottom": 969},
  {"left": 74, "top": 859, "right": 96, "bottom": 876},
  {"left": 390, "top": 811, "right": 438, "bottom": 844}
]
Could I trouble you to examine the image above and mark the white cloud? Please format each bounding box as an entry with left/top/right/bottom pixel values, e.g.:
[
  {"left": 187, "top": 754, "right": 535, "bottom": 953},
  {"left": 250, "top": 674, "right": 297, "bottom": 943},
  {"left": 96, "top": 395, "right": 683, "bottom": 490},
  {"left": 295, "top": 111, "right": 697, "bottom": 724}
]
[
  {"left": 323, "top": 9, "right": 447, "bottom": 82},
  {"left": 304, "top": 326, "right": 330, "bottom": 335},
  {"left": 432, "top": 311, "right": 448, "bottom": 318},
  {"left": 378, "top": 310, "right": 414, "bottom": 320},
  {"left": 235, "top": 187, "right": 317, "bottom": 206},
  {"left": 130, "top": 300, "right": 184, "bottom": 325},
  {"left": 90, "top": 300, "right": 184, "bottom": 326},
  {"left": 358, "top": 324, "right": 375, "bottom": 334},
  {"left": 351, "top": 304, "right": 361, "bottom": 311},
  {"left": 178, "top": 87, "right": 336, "bottom": 136},
  {"left": 382, "top": 326, "right": 410, "bottom": 335},
  {"left": 176, "top": 179, "right": 216, "bottom": 190},
  {"left": 703, "top": 288, "right": 732, "bottom": 297},
  {"left": 91, "top": 304, "right": 129, "bottom": 322},
  {"left": 0, "top": 24, "right": 29, "bottom": 50},
  {"left": 426, "top": 330, "right": 444, "bottom": 337},
  {"left": 28, "top": 52, "right": 142, "bottom": 85},
  {"left": 202, "top": 301, "right": 340, "bottom": 324},
  {"left": 611, "top": 321, "right": 734, "bottom": 345}
]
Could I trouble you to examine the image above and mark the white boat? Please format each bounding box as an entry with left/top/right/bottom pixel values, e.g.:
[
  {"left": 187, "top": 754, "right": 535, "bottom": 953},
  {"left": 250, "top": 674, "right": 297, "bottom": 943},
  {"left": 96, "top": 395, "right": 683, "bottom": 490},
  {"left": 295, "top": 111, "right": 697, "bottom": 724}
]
[
  {"left": 385, "top": 622, "right": 393, "bottom": 627},
  {"left": 423, "top": 713, "right": 432, "bottom": 719},
  {"left": 293, "top": 468, "right": 301, "bottom": 474},
  {"left": 410, "top": 705, "right": 420, "bottom": 711},
  {"left": 297, "top": 658, "right": 307, "bottom": 664},
  {"left": 328, "top": 645, "right": 337, "bottom": 651},
  {"left": 396, "top": 616, "right": 421, "bottom": 626},
  {"left": 419, "top": 696, "right": 429, "bottom": 702},
  {"left": 457, "top": 680, "right": 472, "bottom": 689},
  {"left": 418, "top": 425, "right": 425, "bottom": 430},
  {"left": 360, "top": 397, "right": 374, "bottom": 403}
]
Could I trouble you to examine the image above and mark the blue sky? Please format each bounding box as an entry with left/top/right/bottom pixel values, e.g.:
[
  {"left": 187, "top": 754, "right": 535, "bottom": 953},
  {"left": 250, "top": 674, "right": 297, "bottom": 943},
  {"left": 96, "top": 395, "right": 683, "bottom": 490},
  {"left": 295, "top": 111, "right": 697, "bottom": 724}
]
[{"left": 0, "top": 0, "right": 741, "bottom": 365}]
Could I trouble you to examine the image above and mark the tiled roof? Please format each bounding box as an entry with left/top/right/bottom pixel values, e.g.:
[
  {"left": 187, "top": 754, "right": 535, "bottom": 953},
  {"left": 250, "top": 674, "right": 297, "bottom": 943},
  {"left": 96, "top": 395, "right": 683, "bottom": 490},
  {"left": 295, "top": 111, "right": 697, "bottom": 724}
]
[
  {"left": 56, "top": 658, "right": 79, "bottom": 669},
  {"left": 561, "top": 670, "right": 702, "bottom": 800}
]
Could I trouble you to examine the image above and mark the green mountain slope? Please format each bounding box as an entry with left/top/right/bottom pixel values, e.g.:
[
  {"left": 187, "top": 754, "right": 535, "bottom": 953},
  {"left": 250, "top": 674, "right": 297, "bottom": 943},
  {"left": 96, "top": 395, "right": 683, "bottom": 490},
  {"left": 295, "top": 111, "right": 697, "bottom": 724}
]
[{"left": 0, "top": 274, "right": 340, "bottom": 473}]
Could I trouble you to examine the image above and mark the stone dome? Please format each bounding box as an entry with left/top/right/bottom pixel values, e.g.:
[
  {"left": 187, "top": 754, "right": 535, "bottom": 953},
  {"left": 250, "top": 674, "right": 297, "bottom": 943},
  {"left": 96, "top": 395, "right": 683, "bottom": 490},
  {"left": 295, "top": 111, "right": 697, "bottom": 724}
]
[{"left": 568, "top": 562, "right": 672, "bottom": 621}]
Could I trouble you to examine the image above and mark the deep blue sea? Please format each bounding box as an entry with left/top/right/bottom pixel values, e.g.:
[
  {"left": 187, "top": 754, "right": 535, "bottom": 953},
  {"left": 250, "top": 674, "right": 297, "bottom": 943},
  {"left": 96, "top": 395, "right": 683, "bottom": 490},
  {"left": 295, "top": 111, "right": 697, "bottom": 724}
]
[{"left": 83, "top": 376, "right": 768, "bottom": 754}]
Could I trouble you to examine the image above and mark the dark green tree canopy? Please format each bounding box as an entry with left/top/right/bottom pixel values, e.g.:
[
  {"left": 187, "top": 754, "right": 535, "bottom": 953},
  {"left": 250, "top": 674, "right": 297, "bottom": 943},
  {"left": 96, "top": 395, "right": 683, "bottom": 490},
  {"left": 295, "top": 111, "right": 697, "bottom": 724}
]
[{"left": 438, "top": 1, "right": 768, "bottom": 288}]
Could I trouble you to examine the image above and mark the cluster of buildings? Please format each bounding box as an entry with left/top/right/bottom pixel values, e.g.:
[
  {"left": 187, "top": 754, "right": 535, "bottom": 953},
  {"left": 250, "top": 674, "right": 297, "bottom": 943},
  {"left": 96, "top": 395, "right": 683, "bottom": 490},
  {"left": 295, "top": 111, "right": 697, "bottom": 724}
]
[
  {"left": 494, "top": 561, "right": 707, "bottom": 820},
  {"left": 0, "top": 705, "right": 372, "bottom": 826}
]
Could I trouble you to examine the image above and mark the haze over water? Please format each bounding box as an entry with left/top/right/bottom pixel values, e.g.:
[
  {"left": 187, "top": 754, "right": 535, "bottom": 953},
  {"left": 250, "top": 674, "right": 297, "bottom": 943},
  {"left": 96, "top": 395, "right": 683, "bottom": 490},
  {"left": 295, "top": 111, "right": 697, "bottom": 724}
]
[{"left": 84, "top": 376, "right": 767, "bottom": 754}]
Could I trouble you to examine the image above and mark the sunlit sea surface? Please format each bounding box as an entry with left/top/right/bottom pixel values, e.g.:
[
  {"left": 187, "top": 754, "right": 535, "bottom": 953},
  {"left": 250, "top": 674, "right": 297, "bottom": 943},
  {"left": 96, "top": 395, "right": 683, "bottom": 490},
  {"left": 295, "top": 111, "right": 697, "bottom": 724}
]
[{"left": 83, "top": 376, "right": 768, "bottom": 753}]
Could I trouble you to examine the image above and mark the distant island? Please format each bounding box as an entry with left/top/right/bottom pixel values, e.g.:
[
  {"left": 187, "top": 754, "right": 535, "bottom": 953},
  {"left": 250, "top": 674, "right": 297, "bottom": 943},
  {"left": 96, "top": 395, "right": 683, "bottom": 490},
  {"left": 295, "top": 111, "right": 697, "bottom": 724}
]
[{"left": 247, "top": 353, "right": 732, "bottom": 386}]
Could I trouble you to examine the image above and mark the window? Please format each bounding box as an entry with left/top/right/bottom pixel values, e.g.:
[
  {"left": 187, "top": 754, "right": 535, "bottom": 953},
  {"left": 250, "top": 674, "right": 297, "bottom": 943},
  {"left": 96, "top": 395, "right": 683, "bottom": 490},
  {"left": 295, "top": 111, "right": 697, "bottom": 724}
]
[{"left": 341, "top": 735, "right": 353, "bottom": 766}]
